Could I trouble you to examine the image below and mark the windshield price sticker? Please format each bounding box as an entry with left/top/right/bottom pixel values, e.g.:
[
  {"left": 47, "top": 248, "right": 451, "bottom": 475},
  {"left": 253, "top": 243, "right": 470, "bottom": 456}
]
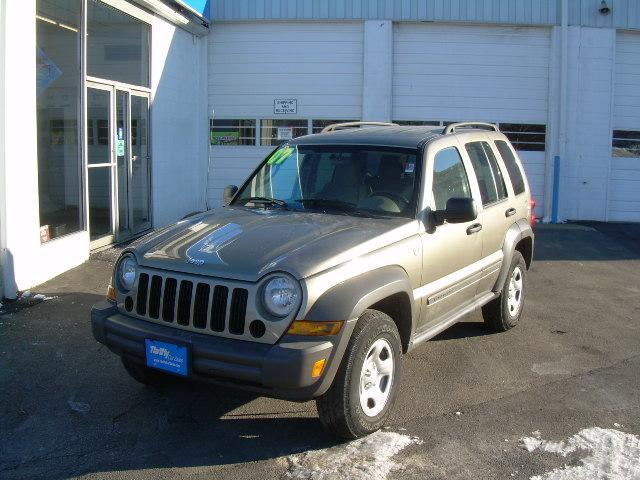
[{"left": 274, "top": 98, "right": 297, "bottom": 114}]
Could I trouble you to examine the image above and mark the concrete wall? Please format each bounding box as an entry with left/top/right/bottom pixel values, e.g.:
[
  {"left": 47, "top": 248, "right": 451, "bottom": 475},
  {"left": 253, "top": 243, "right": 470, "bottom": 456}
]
[
  {"left": 556, "top": 27, "right": 615, "bottom": 221},
  {"left": 151, "top": 15, "right": 209, "bottom": 226}
]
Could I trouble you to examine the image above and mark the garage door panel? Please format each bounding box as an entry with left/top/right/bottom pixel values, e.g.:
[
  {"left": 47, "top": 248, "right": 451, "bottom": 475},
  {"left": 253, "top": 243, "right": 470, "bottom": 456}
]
[
  {"left": 395, "top": 63, "right": 547, "bottom": 78},
  {"left": 393, "top": 77, "right": 549, "bottom": 92},
  {"left": 609, "top": 32, "right": 640, "bottom": 222},
  {"left": 393, "top": 24, "right": 550, "bottom": 124},
  {"left": 210, "top": 74, "right": 362, "bottom": 89}
]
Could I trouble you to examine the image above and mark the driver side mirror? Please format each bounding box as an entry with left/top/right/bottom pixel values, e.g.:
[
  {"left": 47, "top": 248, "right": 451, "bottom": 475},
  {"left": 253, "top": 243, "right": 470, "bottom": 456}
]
[
  {"left": 223, "top": 185, "right": 238, "bottom": 205},
  {"left": 433, "top": 197, "right": 477, "bottom": 225}
]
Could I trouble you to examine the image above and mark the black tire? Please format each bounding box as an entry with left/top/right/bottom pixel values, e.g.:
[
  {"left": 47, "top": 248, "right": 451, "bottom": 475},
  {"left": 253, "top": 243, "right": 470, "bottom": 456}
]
[
  {"left": 482, "top": 250, "right": 527, "bottom": 332},
  {"left": 316, "top": 309, "right": 402, "bottom": 439},
  {"left": 121, "top": 356, "right": 168, "bottom": 386}
]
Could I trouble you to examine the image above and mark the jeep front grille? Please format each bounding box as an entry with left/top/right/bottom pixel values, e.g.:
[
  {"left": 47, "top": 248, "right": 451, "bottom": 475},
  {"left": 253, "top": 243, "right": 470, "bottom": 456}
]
[{"left": 132, "top": 271, "right": 248, "bottom": 336}]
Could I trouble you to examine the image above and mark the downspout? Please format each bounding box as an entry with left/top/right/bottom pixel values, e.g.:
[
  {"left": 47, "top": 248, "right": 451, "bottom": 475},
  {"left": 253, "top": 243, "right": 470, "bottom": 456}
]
[
  {"left": 552, "top": 0, "right": 568, "bottom": 223},
  {"left": 0, "top": 0, "right": 8, "bottom": 299}
]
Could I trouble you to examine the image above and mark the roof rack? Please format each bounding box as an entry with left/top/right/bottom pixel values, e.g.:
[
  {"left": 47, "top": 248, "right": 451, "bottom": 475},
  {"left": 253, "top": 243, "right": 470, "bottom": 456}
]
[
  {"left": 321, "top": 121, "right": 398, "bottom": 133},
  {"left": 444, "top": 122, "right": 499, "bottom": 134}
]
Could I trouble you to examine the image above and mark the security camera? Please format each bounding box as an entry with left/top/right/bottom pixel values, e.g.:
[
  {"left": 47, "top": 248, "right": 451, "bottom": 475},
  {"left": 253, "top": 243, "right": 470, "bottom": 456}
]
[{"left": 599, "top": 0, "right": 611, "bottom": 15}]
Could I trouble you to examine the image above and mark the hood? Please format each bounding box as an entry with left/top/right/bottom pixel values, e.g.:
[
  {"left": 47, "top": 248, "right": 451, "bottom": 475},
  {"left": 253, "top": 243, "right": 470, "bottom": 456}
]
[{"left": 134, "top": 207, "right": 419, "bottom": 281}]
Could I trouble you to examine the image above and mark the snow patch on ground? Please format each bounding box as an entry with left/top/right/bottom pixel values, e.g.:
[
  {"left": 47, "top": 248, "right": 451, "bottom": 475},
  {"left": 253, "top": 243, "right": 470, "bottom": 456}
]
[
  {"left": 284, "top": 430, "right": 421, "bottom": 480},
  {"left": 520, "top": 427, "right": 640, "bottom": 479}
]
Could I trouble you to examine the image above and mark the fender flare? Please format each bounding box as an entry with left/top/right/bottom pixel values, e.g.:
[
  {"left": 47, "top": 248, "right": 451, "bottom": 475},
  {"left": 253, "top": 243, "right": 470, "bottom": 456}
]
[
  {"left": 493, "top": 219, "right": 534, "bottom": 292},
  {"left": 305, "top": 265, "right": 417, "bottom": 325}
]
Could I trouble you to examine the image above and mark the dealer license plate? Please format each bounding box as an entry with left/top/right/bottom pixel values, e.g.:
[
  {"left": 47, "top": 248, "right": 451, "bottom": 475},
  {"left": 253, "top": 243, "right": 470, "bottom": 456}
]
[{"left": 145, "top": 339, "right": 189, "bottom": 376}]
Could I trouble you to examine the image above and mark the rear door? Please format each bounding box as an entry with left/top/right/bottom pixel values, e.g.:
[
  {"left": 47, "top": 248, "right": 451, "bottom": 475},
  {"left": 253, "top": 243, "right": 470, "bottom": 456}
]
[
  {"left": 462, "top": 138, "right": 514, "bottom": 294},
  {"left": 416, "top": 141, "right": 484, "bottom": 330}
]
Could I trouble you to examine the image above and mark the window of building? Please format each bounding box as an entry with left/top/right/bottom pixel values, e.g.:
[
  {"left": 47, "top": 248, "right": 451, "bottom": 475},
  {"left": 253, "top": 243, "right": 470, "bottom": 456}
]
[
  {"left": 260, "top": 119, "right": 308, "bottom": 146},
  {"left": 465, "top": 141, "right": 508, "bottom": 205},
  {"left": 36, "top": 0, "right": 82, "bottom": 242},
  {"left": 395, "top": 120, "right": 441, "bottom": 127},
  {"left": 612, "top": 130, "right": 640, "bottom": 157},
  {"left": 432, "top": 147, "right": 472, "bottom": 211},
  {"left": 494, "top": 140, "right": 526, "bottom": 195},
  {"left": 210, "top": 119, "right": 256, "bottom": 145},
  {"left": 499, "top": 123, "right": 546, "bottom": 151},
  {"left": 87, "top": 0, "right": 150, "bottom": 87},
  {"left": 311, "top": 120, "right": 357, "bottom": 134}
]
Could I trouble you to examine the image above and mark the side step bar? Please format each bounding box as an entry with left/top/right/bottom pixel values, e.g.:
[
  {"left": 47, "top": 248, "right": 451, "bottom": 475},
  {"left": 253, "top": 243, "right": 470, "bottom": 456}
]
[{"left": 409, "top": 291, "right": 498, "bottom": 350}]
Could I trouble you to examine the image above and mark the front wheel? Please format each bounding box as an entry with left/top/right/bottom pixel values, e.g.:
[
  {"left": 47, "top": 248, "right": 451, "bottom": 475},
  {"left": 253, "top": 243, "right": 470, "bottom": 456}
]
[
  {"left": 482, "top": 250, "right": 527, "bottom": 332},
  {"left": 316, "top": 309, "right": 402, "bottom": 439}
]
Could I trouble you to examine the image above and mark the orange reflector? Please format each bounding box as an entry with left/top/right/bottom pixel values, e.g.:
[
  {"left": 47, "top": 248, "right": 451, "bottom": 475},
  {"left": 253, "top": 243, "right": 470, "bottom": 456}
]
[
  {"left": 287, "top": 320, "right": 343, "bottom": 336},
  {"left": 106, "top": 284, "right": 116, "bottom": 302},
  {"left": 312, "top": 359, "right": 326, "bottom": 378}
]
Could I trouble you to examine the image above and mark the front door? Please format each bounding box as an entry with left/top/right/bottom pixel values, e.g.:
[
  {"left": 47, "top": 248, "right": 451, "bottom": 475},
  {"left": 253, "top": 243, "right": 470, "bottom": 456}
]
[
  {"left": 416, "top": 143, "right": 484, "bottom": 330},
  {"left": 87, "top": 83, "right": 151, "bottom": 247}
]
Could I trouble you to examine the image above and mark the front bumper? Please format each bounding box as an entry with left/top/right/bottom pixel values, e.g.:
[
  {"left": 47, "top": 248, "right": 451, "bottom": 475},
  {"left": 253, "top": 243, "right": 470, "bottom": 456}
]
[{"left": 91, "top": 301, "right": 354, "bottom": 400}]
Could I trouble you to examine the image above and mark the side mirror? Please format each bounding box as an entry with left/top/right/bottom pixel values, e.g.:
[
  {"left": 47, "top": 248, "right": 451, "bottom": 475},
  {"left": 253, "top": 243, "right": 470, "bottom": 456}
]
[
  {"left": 223, "top": 185, "right": 238, "bottom": 205},
  {"left": 434, "top": 197, "right": 477, "bottom": 224}
]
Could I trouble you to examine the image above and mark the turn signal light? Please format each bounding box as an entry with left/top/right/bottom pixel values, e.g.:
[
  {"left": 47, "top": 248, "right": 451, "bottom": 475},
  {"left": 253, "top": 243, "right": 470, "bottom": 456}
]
[
  {"left": 311, "top": 359, "right": 327, "bottom": 378},
  {"left": 287, "top": 320, "right": 343, "bottom": 336},
  {"left": 106, "top": 284, "right": 116, "bottom": 302}
]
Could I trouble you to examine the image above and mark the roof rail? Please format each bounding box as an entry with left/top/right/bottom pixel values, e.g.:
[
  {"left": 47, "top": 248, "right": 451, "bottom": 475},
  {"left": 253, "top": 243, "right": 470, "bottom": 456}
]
[
  {"left": 444, "top": 122, "right": 499, "bottom": 135},
  {"left": 321, "top": 121, "right": 398, "bottom": 133}
]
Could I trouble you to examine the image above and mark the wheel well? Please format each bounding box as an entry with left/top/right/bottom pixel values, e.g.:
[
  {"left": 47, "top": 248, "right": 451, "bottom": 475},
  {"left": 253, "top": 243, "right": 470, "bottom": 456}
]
[
  {"left": 515, "top": 236, "right": 533, "bottom": 269},
  {"left": 369, "top": 292, "right": 412, "bottom": 353}
]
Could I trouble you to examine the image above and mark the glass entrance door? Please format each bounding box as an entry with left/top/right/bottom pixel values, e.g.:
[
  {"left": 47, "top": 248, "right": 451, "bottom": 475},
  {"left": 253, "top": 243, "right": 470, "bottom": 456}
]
[
  {"left": 115, "top": 89, "right": 151, "bottom": 240},
  {"left": 87, "top": 83, "right": 116, "bottom": 248},
  {"left": 86, "top": 83, "right": 151, "bottom": 247}
]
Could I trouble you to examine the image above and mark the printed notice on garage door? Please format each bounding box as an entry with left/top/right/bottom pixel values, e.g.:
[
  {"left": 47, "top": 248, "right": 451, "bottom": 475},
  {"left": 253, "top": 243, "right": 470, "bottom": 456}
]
[
  {"left": 274, "top": 98, "right": 297, "bottom": 114},
  {"left": 277, "top": 127, "right": 293, "bottom": 140}
]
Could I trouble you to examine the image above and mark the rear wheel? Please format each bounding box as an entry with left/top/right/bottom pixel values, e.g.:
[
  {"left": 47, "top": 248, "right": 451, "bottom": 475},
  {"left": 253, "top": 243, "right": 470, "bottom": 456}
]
[
  {"left": 316, "top": 309, "right": 402, "bottom": 439},
  {"left": 482, "top": 251, "right": 527, "bottom": 332},
  {"left": 121, "top": 356, "right": 168, "bottom": 386}
]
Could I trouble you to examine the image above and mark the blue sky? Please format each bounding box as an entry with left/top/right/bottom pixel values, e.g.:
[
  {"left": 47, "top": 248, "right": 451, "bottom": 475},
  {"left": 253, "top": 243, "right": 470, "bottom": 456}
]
[{"left": 181, "top": 0, "right": 209, "bottom": 16}]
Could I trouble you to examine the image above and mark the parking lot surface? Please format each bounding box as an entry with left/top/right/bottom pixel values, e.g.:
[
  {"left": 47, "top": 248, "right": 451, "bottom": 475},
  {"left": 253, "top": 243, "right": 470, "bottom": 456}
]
[{"left": 1, "top": 223, "right": 639, "bottom": 479}]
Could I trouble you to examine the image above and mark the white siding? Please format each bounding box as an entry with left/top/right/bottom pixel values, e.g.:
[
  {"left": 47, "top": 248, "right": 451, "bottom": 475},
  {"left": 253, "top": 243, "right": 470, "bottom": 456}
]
[
  {"left": 392, "top": 24, "right": 550, "bottom": 213},
  {"left": 207, "top": 22, "right": 363, "bottom": 207},
  {"left": 609, "top": 31, "right": 640, "bottom": 222},
  {"left": 212, "top": 0, "right": 640, "bottom": 30}
]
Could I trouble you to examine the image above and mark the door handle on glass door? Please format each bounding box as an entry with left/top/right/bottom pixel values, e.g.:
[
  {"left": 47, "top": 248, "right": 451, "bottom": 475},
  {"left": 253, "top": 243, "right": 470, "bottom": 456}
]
[
  {"left": 466, "top": 223, "right": 482, "bottom": 235},
  {"left": 505, "top": 207, "right": 516, "bottom": 217}
]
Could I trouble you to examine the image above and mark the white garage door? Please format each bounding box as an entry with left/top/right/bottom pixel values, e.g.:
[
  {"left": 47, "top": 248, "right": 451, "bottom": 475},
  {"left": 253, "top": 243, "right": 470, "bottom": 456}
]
[
  {"left": 393, "top": 24, "right": 550, "bottom": 215},
  {"left": 609, "top": 32, "right": 640, "bottom": 222},
  {"left": 207, "top": 22, "right": 364, "bottom": 207}
]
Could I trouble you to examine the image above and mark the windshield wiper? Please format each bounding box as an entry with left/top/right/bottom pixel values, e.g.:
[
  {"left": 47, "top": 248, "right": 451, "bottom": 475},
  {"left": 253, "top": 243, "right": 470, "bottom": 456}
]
[
  {"left": 294, "top": 198, "right": 370, "bottom": 217},
  {"left": 241, "top": 197, "right": 288, "bottom": 209}
]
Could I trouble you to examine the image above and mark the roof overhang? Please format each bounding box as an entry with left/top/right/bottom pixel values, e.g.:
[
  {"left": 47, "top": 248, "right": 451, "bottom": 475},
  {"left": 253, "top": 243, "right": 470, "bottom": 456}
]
[{"left": 130, "top": 0, "right": 209, "bottom": 36}]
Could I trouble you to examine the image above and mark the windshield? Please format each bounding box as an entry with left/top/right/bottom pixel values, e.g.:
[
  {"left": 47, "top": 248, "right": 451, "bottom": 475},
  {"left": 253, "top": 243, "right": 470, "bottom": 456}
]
[{"left": 233, "top": 144, "right": 421, "bottom": 218}]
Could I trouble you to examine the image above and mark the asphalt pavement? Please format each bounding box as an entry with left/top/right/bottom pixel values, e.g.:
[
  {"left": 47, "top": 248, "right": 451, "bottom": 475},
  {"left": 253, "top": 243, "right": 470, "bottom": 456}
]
[{"left": 1, "top": 222, "right": 639, "bottom": 479}]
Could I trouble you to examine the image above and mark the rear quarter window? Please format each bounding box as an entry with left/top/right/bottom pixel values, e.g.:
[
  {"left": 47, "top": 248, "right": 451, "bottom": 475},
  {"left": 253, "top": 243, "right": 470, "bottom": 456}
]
[{"left": 495, "top": 140, "right": 526, "bottom": 195}]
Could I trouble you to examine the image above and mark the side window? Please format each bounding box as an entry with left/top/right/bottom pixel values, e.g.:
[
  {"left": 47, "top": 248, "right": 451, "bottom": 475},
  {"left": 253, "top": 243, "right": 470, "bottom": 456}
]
[
  {"left": 465, "top": 141, "right": 508, "bottom": 205},
  {"left": 495, "top": 140, "right": 526, "bottom": 195},
  {"left": 432, "top": 147, "right": 472, "bottom": 211}
]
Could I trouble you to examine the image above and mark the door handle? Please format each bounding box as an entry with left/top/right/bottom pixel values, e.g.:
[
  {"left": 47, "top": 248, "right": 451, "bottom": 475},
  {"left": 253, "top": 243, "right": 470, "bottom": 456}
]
[
  {"left": 466, "top": 223, "right": 482, "bottom": 235},
  {"left": 505, "top": 207, "right": 517, "bottom": 217}
]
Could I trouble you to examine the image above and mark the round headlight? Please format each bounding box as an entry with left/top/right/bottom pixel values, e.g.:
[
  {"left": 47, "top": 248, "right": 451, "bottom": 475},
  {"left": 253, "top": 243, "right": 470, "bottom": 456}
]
[
  {"left": 116, "top": 254, "right": 138, "bottom": 292},
  {"left": 262, "top": 275, "right": 300, "bottom": 317}
]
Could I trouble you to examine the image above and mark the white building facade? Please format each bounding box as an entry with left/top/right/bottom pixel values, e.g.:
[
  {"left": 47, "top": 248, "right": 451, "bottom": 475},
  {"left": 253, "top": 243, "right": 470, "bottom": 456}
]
[
  {"left": 207, "top": 0, "right": 640, "bottom": 225},
  {"left": 0, "top": 0, "right": 209, "bottom": 298},
  {"left": 2, "top": 0, "right": 639, "bottom": 298}
]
